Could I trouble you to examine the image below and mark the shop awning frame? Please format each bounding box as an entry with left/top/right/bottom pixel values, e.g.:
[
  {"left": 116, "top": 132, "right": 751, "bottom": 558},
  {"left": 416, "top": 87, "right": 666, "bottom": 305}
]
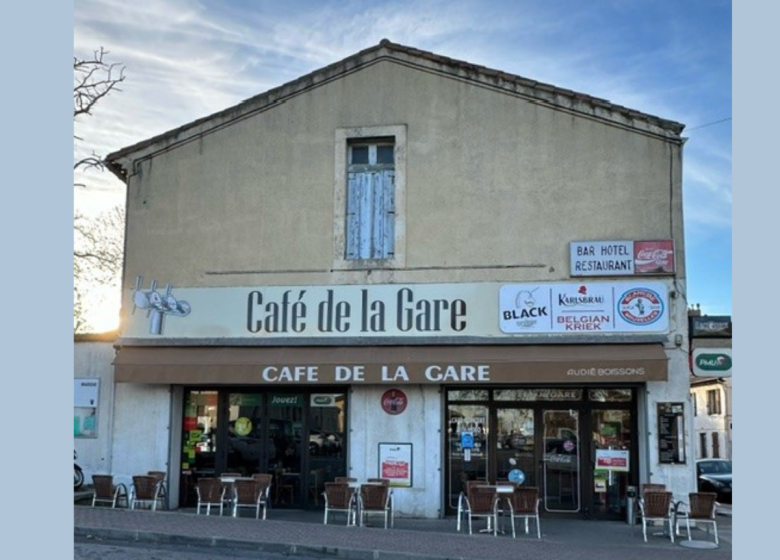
[{"left": 113, "top": 344, "right": 668, "bottom": 385}]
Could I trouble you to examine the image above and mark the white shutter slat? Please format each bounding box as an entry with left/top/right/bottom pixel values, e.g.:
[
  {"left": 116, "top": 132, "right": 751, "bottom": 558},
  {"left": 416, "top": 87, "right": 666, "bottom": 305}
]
[
  {"left": 358, "top": 172, "right": 373, "bottom": 259},
  {"left": 382, "top": 170, "right": 395, "bottom": 257},
  {"left": 346, "top": 173, "right": 360, "bottom": 259}
]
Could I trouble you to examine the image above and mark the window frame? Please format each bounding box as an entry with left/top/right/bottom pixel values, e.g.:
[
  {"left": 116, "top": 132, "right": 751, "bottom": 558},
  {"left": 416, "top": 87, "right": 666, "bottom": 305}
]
[
  {"left": 333, "top": 125, "right": 407, "bottom": 269},
  {"left": 706, "top": 389, "right": 722, "bottom": 415}
]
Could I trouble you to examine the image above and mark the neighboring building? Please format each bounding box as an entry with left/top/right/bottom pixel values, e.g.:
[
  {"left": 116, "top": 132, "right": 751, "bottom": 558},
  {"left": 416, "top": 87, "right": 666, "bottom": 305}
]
[
  {"left": 104, "top": 40, "right": 692, "bottom": 520},
  {"left": 688, "top": 310, "right": 732, "bottom": 460},
  {"left": 74, "top": 331, "right": 118, "bottom": 482}
]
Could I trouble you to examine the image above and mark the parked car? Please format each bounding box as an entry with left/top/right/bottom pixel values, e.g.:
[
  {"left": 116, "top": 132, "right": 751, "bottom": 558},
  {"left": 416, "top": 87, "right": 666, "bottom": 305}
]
[{"left": 696, "top": 459, "right": 732, "bottom": 504}]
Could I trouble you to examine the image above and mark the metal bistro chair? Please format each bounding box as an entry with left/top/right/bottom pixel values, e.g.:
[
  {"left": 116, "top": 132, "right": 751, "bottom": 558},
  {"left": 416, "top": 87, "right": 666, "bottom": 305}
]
[
  {"left": 638, "top": 491, "right": 675, "bottom": 543},
  {"left": 147, "top": 471, "right": 168, "bottom": 510},
  {"left": 676, "top": 492, "right": 719, "bottom": 545},
  {"left": 461, "top": 485, "right": 499, "bottom": 536},
  {"left": 130, "top": 475, "right": 162, "bottom": 511},
  {"left": 358, "top": 483, "right": 394, "bottom": 528},
  {"left": 323, "top": 481, "right": 357, "bottom": 525},
  {"left": 91, "top": 474, "right": 128, "bottom": 508},
  {"left": 232, "top": 478, "right": 270, "bottom": 519},
  {"left": 456, "top": 480, "right": 483, "bottom": 532},
  {"left": 506, "top": 486, "right": 541, "bottom": 539},
  {"left": 633, "top": 483, "right": 667, "bottom": 531},
  {"left": 195, "top": 477, "right": 226, "bottom": 516}
]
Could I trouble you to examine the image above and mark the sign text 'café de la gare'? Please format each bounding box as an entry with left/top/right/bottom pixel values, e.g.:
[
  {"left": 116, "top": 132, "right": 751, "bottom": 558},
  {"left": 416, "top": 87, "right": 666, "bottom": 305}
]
[
  {"left": 123, "top": 281, "right": 671, "bottom": 340},
  {"left": 116, "top": 280, "right": 672, "bottom": 386}
]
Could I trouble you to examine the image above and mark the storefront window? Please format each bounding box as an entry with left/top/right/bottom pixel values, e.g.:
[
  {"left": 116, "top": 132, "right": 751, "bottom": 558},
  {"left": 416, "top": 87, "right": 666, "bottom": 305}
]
[
  {"left": 495, "top": 389, "right": 582, "bottom": 401},
  {"left": 447, "top": 389, "right": 488, "bottom": 401},
  {"left": 588, "top": 389, "right": 633, "bottom": 402}
]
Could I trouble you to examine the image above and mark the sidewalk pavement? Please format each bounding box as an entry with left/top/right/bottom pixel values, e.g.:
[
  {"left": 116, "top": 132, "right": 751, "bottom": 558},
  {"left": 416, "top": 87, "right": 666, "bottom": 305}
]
[{"left": 74, "top": 496, "right": 732, "bottom": 560}]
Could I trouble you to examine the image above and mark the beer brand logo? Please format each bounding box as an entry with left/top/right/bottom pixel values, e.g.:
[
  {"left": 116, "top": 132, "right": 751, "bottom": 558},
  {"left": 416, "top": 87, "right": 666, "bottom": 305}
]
[
  {"left": 618, "top": 288, "right": 664, "bottom": 325},
  {"left": 558, "top": 285, "right": 606, "bottom": 307},
  {"left": 501, "top": 287, "right": 547, "bottom": 328}
]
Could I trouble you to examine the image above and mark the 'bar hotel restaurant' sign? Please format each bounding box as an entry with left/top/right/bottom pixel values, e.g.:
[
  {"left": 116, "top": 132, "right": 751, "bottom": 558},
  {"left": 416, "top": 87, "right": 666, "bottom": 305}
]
[{"left": 570, "top": 240, "right": 675, "bottom": 276}]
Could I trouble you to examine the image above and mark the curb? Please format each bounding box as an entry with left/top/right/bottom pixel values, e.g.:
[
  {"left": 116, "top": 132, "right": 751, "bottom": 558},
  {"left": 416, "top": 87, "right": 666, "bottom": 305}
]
[{"left": 75, "top": 526, "right": 450, "bottom": 560}]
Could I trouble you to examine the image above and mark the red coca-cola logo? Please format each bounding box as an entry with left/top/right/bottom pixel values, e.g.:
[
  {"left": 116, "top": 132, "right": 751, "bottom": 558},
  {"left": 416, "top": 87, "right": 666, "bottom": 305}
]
[
  {"left": 634, "top": 241, "right": 674, "bottom": 273},
  {"left": 381, "top": 389, "right": 408, "bottom": 415},
  {"left": 636, "top": 249, "right": 673, "bottom": 263}
]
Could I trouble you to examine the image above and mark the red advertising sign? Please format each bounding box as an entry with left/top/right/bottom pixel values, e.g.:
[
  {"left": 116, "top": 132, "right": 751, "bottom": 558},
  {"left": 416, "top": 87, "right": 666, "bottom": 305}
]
[
  {"left": 634, "top": 240, "right": 675, "bottom": 274},
  {"left": 381, "top": 389, "right": 408, "bottom": 415},
  {"left": 381, "top": 460, "right": 410, "bottom": 479},
  {"left": 595, "top": 449, "right": 630, "bottom": 472}
]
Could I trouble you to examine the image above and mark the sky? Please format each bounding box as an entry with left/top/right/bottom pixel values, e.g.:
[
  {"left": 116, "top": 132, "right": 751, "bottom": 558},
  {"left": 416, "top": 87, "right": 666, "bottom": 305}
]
[{"left": 73, "top": 0, "right": 732, "bottom": 330}]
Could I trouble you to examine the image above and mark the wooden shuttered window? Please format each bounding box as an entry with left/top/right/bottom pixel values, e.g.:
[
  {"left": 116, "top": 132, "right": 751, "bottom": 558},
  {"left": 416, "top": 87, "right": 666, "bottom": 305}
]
[{"left": 346, "top": 143, "right": 395, "bottom": 260}]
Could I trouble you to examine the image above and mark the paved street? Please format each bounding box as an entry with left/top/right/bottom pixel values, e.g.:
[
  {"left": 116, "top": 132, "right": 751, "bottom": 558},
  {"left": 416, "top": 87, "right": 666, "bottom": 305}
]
[{"left": 75, "top": 501, "right": 732, "bottom": 560}]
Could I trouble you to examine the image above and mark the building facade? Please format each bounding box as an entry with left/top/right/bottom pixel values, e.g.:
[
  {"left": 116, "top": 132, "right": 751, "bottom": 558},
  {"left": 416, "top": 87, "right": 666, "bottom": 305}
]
[{"left": 105, "top": 40, "right": 692, "bottom": 519}]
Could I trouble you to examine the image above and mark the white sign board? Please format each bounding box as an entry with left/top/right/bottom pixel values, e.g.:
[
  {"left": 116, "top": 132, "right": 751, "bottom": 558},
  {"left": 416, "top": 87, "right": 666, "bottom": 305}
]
[
  {"left": 499, "top": 281, "right": 669, "bottom": 333},
  {"left": 570, "top": 241, "right": 634, "bottom": 276},
  {"left": 595, "top": 449, "right": 630, "bottom": 472},
  {"left": 74, "top": 378, "right": 100, "bottom": 407},
  {"left": 378, "top": 442, "right": 413, "bottom": 487}
]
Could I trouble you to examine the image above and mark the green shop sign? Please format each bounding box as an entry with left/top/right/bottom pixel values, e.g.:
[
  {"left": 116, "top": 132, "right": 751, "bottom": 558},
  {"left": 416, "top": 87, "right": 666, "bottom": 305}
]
[
  {"left": 270, "top": 394, "right": 303, "bottom": 407},
  {"left": 692, "top": 348, "right": 732, "bottom": 376},
  {"left": 695, "top": 353, "right": 732, "bottom": 371}
]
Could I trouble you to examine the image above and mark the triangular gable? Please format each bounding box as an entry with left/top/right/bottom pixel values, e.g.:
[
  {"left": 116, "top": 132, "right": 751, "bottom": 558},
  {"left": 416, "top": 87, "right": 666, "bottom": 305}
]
[{"left": 107, "top": 39, "right": 684, "bottom": 179}]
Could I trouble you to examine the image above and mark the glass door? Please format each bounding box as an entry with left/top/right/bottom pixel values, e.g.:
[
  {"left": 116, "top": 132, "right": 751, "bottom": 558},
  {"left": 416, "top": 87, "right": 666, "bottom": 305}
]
[
  {"left": 542, "top": 409, "right": 580, "bottom": 512},
  {"left": 496, "top": 408, "right": 536, "bottom": 486},
  {"left": 180, "top": 390, "right": 219, "bottom": 506},
  {"left": 226, "top": 393, "right": 265, "bottom": 475},
  {"left": 268, "top": 393, "right": 304, "bottom": 507},
  {"left": 446, "top": 404, "right": 489, "bottom": 509},
  {"left": 590, "top": 409, "right": 632, "bottom": 519}
]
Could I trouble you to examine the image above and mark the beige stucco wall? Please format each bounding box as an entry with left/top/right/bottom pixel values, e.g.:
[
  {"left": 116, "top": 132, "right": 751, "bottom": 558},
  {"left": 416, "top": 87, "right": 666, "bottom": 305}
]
[{"left": 120, "top": 59, "right": 684, "bottom": 294}]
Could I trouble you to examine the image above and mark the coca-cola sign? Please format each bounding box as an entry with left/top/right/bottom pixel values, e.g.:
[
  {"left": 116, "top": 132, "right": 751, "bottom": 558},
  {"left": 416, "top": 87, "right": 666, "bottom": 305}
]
[
  {"left": 381, "top": 389, "right": 408, "bottom": 415},
  {"left": 634, "top": 240, "right": 675, "bottom": 273}
]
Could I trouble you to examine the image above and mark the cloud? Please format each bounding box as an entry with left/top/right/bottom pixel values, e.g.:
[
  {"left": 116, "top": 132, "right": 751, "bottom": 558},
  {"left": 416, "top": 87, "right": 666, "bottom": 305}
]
[{"left": 73, "top": 0, "right": 732, "bottom": 318}]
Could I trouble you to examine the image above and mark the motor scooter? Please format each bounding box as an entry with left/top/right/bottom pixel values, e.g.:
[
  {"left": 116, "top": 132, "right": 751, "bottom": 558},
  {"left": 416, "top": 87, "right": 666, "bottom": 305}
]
[{"left": 74, "top": 450, "right": 84, "bottom": 490}]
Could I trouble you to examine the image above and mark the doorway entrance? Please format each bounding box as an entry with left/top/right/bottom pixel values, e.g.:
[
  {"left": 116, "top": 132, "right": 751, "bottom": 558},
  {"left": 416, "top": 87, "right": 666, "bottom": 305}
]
[
  {"left": 180, "top": 388, "right": 347, "bottom": 509},
  {"left": 445, "top": 387, "right": 637, "bottom": 520}
]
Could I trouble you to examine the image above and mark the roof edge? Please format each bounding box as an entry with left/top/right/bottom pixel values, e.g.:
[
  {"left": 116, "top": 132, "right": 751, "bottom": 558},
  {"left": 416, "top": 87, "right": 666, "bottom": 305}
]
[{"left": 107, "top": 39, "right": 685, "bottom": 174}]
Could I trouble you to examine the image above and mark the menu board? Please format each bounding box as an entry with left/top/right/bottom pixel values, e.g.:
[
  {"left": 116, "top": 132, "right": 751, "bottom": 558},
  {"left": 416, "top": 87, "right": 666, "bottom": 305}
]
[{"left": 657, "top": 402, "right": 685, "bottom": 464}]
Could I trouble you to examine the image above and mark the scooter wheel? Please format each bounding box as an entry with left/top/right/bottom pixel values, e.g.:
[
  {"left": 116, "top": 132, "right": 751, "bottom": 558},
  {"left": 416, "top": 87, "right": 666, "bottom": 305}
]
[{"left": 74, "top": 468, "right": 84, "bottom": 490}]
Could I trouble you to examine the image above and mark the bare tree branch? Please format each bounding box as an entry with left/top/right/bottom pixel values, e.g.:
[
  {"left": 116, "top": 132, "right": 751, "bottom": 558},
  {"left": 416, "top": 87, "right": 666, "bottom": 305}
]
[
  {"left": 74, "top": 47, "right": 126, "bottom": 121},
  {"left": 73, "top": 47, "right": 126, "bottom": 333}
]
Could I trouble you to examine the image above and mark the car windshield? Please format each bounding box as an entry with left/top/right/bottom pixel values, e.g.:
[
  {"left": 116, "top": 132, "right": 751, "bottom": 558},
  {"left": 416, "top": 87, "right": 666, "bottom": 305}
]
[{"left": 699, "top": 460, "right": 732, "bottom": 474}]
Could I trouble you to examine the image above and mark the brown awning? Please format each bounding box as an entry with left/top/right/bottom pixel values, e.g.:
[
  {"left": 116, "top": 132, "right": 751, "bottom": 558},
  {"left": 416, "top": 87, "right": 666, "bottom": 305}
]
[{"left": 113, "top": 343, "right": 668, "bottom": 385}]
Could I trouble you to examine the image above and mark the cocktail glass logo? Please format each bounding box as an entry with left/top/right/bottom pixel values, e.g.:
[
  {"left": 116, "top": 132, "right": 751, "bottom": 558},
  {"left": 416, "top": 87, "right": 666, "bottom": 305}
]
[
  {"left": 132, "top": 275, "right": 191, "bottom": 335},
  {"left": 617, "top": 288, "right": 663, "bottom": 325}
]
